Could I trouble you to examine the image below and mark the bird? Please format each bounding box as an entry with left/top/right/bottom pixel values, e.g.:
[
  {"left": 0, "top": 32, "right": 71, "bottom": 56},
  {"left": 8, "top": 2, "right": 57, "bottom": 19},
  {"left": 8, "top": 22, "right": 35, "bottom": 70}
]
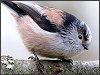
[{"left": 2, "top": 1, "right": 92, "bottom": 74}]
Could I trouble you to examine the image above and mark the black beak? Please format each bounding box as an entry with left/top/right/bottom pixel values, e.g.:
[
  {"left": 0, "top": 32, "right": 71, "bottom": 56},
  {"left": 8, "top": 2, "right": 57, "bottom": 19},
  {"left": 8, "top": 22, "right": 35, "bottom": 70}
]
[{"left": 82, "top": 44, "right": 88, "bottom": 50}]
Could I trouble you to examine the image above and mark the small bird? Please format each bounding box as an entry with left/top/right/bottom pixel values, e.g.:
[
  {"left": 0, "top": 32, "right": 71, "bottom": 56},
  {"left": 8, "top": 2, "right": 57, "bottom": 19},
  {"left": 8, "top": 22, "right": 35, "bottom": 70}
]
[{"left": 2, "top": 1, "right": 92, "bottom": 74}]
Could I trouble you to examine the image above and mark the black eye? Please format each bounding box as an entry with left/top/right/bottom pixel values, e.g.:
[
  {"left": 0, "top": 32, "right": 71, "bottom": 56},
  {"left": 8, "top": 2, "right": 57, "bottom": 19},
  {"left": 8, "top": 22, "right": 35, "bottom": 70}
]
[{"left": 78, "top": 35, "right": 83, "bottom": 39}]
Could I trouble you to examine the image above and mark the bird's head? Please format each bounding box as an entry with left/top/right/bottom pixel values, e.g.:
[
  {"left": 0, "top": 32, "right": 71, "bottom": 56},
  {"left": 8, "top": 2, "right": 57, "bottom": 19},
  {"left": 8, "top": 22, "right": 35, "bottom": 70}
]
[
  {"left": 57, "top": 12, "right": 92, "bottom": 50},
  {"left": 72, "top": 19, "right": 92, "bottom": 50}
]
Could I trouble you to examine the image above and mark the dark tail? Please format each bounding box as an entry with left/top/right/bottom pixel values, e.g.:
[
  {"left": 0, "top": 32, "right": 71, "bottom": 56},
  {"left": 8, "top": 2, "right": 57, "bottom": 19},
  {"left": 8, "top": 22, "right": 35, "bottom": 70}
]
[{"left": 2, "top": 1, "right": 26, "bottom": 15}]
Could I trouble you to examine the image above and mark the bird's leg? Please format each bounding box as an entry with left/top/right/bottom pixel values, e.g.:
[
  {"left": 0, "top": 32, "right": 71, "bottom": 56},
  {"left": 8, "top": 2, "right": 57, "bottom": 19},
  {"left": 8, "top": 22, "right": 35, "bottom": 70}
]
[{"left": 29, "top": 48, "right": 44, "bottom": 74}]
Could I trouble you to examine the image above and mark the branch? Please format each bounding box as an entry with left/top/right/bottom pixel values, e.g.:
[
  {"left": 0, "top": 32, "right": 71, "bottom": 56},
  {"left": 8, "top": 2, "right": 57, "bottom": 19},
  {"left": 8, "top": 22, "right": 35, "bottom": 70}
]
[{"left": 1, "top": 55, "right": 99, "bottom": 74}]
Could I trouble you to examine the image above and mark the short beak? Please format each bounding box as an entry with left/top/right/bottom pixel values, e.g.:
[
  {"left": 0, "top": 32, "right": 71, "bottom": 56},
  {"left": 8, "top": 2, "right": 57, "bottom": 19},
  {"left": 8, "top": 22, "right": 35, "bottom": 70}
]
[{"left": 82, "top": 44, "right": 88, "bottom": 50}]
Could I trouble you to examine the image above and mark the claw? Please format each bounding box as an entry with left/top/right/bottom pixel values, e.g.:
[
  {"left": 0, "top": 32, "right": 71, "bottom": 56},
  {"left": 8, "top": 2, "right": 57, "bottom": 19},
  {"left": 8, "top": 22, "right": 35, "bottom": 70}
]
[
  {"left": 62, "top": 58, "right": 73, "bottom": 65},
  {"left": 61, "top": 58, "right": 73, "bottom": 70},
  {"left": 28, "top": 56, "right": 36, "bottom": 61}
]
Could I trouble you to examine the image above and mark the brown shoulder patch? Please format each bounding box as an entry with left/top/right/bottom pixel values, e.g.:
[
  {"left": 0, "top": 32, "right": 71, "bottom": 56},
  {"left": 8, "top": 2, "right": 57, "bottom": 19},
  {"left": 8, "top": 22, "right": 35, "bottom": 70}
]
[{"left": 43, "top": 7, "right": 65, "bottom": 26}]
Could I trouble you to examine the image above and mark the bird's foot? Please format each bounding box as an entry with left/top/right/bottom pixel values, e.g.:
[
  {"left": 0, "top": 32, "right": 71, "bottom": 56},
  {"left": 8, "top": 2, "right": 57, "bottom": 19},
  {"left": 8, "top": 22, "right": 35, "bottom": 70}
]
[
  {"left": 28, "top": 56, "right": 44, "bottom": 74},
  {"left": 29, "top": 48, "right": 44, "bottom": 74},
  {"left": 62, "top": 58, "right": 73, "bottom": 65},
  {"left": 61, "top": 58, "right": 73, "bottom": 69},
  {"left": 28, "top": 56, "right": 36, "bottom": 61}
]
